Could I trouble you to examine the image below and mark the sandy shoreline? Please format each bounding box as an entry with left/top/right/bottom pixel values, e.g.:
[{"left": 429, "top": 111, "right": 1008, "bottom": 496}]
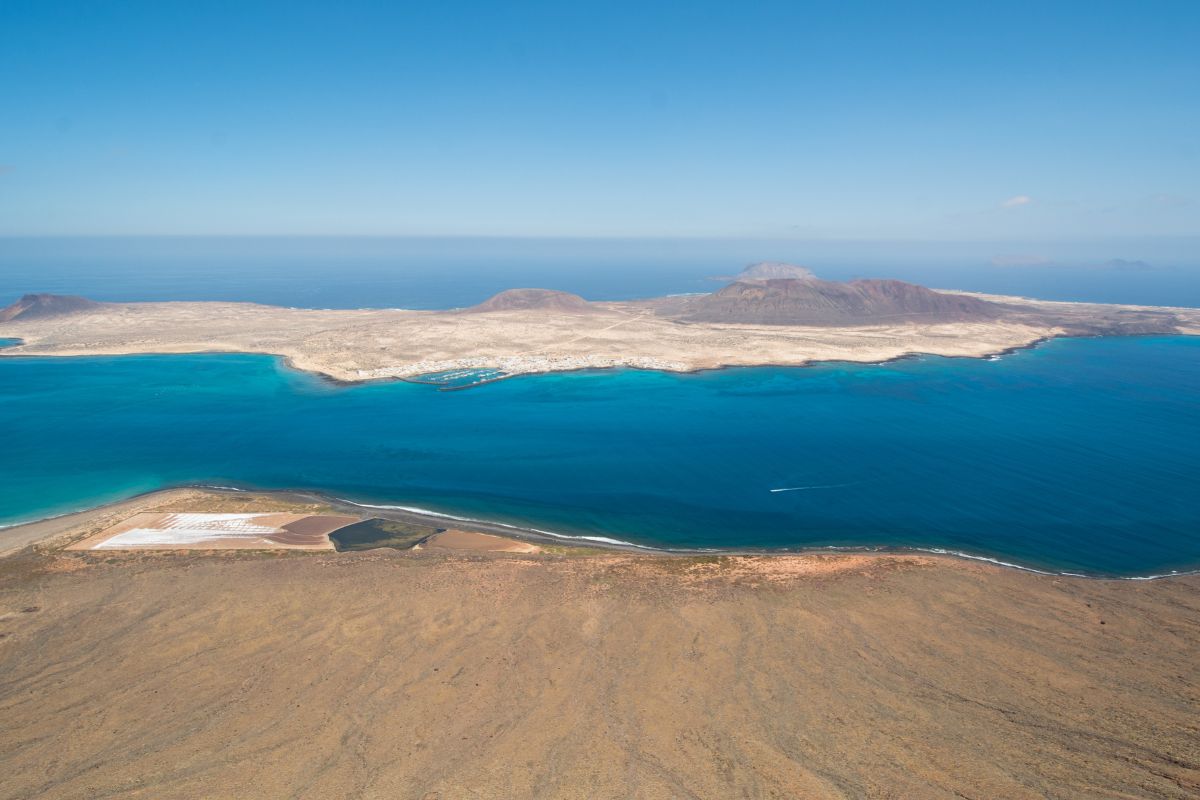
[{"left": 4, "top": 484, "right": 1197, "bottom": 580}]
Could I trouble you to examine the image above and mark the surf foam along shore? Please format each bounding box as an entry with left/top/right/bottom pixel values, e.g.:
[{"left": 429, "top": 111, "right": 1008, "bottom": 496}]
[
  {"left": 291, "top": 493, "right": 1200, "bottom": 580},
  {"left": 333, "top": 499, "right": 669, "bottom": 551},
  {"left": 4, "top": 484, "right": 1198, "bottom": 581}
]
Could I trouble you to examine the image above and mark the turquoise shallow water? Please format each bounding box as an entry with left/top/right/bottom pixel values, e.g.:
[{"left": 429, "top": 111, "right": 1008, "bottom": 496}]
[{"left": 1, "top": 336, "right": 1198, "bottom": 576}]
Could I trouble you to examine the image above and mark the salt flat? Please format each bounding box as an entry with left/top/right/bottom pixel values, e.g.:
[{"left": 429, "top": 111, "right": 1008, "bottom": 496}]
[{"left": 66, "top": 510, "right": 359, "bottom": 550}]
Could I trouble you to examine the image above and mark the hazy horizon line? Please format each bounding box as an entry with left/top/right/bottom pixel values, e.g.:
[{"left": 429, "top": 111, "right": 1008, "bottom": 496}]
[{"left": 3, "top": 233, "right": 1199, "bottom": 244}]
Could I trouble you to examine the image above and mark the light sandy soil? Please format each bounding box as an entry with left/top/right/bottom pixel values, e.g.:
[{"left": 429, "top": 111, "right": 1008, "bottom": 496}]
[
  {"left": 10, "top": 291, "right": 1193, "bottom": 382},
  {"left": 0, "top": 489, "right": 201, "bottom": 557},
  {"left": 422, "top": 529, "right": 543, "bottom": 553}
]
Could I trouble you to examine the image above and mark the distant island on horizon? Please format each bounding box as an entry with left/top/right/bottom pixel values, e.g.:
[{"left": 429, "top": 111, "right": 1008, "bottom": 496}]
[{"left": 3, "top": 262, "right": 1198, "bottom": 386}]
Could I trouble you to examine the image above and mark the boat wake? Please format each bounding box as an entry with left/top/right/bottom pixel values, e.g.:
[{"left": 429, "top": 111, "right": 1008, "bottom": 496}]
[{"left": 770, "top": 482, "right": 856, "bottom": 493}]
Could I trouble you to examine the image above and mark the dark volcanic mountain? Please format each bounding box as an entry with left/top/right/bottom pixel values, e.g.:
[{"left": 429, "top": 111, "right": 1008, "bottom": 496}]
[
  {"left": 465, "top": 288, "right": 596, "bottom": 314},
  {"left": 0, "top": 293, "right": 102, "bottom": 323},
  {"left": 677, "top": 278, "right": 1002, "bottom": 325}
]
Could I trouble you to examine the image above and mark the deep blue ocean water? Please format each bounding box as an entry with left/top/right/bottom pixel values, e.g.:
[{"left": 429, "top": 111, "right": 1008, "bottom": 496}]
[
  {"left": 3, "top": 237, "right": 1200, "bottom": 309},
  {"left": 2, "top": 336, "right": 1198, "bottom": 577}
]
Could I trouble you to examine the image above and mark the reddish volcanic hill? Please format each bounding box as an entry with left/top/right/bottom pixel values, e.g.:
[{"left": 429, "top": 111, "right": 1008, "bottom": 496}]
[
  {"left": 0, "top": 293, "right": 102, "bottom": 323},
  {"left": 465, "top": 288, "right": 596, "bottom": 314},
  {"left": 678, "top": 278, "right": 1001, "bottom": 325}
]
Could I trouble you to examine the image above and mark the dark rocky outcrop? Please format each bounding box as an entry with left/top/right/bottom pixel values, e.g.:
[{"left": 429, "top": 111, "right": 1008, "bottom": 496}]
[
  {"left": 0, "top": 294, "right": 102, "bottom": 323},
  {"left": 676, "top": 278, "right": 1002, "bottom": 326}
]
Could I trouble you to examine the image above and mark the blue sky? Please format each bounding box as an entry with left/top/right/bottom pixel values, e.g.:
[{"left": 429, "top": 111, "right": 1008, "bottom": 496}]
[{"left": 1, "top": 1, "right": 1197, "bottom": 240}]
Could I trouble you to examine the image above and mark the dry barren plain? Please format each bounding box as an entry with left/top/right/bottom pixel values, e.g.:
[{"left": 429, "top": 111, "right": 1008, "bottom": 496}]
[
  {"left": 1, "top": 491, "right": 1198, "bottom": 799},
  {"left": 4, "top": 290, "right": 1197, "bottom": 382}
]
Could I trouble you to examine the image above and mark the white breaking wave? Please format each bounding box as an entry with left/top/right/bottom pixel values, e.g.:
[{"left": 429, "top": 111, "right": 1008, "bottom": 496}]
[
  {"left": 917, "top": 547, "right": 1058, "bottom": 575},
  {"left": 0, "top": 508, "right": 79, "bottom": 531},
  {"left": 334, "top": 499, "right": 684, "bottom": 551},
  {"left": 1124, "top": 571, "right": 1186, "bottom": 581},
  {"left": 909, "top": 547, "right": 1193, "bottom": 581},
  {"left": 315, "top": 498, "right": 1198, "bottom": 580}
]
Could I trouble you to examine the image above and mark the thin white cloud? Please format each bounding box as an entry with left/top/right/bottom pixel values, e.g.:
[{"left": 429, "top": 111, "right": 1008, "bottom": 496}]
[{"left": 1001, "top": 195, "right": 1032, "bottom": 208}]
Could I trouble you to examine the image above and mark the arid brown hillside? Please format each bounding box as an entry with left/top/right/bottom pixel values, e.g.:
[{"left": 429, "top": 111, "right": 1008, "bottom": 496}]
[
  {"left": 677, "top": 278, "right": 1003, "bottom": 325},
  {"left": 0, "top": 294, "right": 101, "bottom": 322},
  {"left": 1, "top": 540, "right": 1198, "bottom": 799},
  {"left": 464, "top": 288, "right": 597, "bottom": 314}
]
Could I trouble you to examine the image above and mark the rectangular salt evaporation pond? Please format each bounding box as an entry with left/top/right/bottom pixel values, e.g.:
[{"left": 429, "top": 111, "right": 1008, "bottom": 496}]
[{"left": 67, "top": 512, "right": 360, "bottom": 551}]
